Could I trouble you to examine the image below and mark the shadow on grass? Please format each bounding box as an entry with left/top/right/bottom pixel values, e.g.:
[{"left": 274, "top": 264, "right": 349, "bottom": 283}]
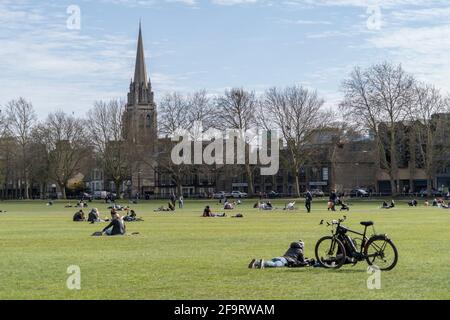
[{"left": 281, "top": 268, "right": 366, "bottom": 274}]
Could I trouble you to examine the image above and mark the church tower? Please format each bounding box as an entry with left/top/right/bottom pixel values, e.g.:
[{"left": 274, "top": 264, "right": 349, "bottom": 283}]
[
  {"left": 124, "top": 23, "right": 158, "bottom": 196},
  {"left": 124, "top": 22, "right": 158, "bottom": 144}
]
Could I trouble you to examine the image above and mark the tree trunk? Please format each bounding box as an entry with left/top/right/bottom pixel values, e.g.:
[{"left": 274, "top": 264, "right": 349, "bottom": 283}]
[
  {"left": 25, "top": 179, "right": 30, "bottom": 200},
  {"left": 294, "top": 173, "right": 301, "bottom": 198},
  {"left": 40, "top": 183, "right": 45, "bottom": 200},
  {"left": 390, "top": 129, "right": 398, "bottom": 196},
  {"left": 427, "top": 175, "right": 433, "bottom": 198},
  {"left": 245, "top": 164, "right": 254, "bottom": 196},
  {"left": 114, "top": 180, "right": 122, "bottom": 199},
  {"left": 59, "top": 183, "right": 67, "bottom": 199}
]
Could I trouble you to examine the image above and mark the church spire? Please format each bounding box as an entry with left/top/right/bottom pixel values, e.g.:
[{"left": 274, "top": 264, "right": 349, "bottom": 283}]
[{"left": 134, "top": 21, "right": 148, "bottom": 87}]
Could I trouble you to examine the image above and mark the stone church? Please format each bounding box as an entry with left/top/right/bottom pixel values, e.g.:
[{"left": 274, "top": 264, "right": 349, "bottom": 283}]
[{"left": 122, "top": 23, "right": 158, "bottom": 196}]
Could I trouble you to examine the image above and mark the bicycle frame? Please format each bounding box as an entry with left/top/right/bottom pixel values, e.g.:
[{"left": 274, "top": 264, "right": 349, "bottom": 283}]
[{"left": 328, "top": 219, "right": 375, "bottom": 257}]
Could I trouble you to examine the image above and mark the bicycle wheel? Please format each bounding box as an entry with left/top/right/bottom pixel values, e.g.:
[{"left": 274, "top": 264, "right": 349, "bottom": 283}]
[
  {"left": 364, "top": 236, "right": 398, "bottom": 271},
  {"left": 315, "top": 236, "right": 346, "bottom": 269}
]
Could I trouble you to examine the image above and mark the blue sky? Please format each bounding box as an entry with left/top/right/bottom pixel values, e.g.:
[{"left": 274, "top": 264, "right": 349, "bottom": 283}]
[{"left": 1, "top": 0, "right": 450, "bottom": 116}]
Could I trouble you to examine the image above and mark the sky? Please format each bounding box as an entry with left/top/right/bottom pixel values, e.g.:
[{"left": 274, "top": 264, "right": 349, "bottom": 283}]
[{"left": 1, "top": 0, "right": 450, "bottom": 117}]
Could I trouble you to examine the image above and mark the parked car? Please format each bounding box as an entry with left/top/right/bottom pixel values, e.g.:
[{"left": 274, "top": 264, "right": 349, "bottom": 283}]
[
  {"left": 213, "top": 191, "right": 231, "bottom": 199},
  {"left": 231, "top": 191, "right": 248, "bottom": 198},
  {"left": 419, "top": 189, "right": 442, "bottom": 198},
  {"left": 268, "top": 191, "right": 281, "bottom": 198},
  {"left": 310, "top": 189, "right": 325, "bottom": 197},
  {"left": 80, "top": 192, "right": 93, "bottom": 201},
  {"left": 350, "top": 189, "right": 369, "bottom": 198}
]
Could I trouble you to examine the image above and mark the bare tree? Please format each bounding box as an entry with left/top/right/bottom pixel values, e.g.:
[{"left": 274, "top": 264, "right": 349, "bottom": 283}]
[
  {"left": 4, "top": 98, "right": 37, "bottom": 199},
  {"left": 36, "top": 111, "right": 91, "bottom": 199},
  {"left": 156, "top": 91, "right": 215, "bottom": 195},
  {"left": 216, "top": 88, "right": 257, "bottom": 195},
  {"left": 340, "top": 62, "right": 415, "bottom": 195},
  {"left": 410, "top": 83, "right": 448, "bottom": 195},
  {"left": 87, "top": 99, "right": 130, "bottom": 197},
  {"left": 262, "top": 86, "right": 329, "bottom": 197}
]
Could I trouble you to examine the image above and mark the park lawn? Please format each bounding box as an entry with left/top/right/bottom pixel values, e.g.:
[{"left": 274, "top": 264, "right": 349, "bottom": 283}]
[{"left": 0, "top": 198, "right": 448, "bottom": 300}]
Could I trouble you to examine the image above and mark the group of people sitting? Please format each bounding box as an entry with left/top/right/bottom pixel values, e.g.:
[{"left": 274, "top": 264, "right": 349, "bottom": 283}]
[
  {"left": 224, "top": 200, "right": 239, "bottom": 210},
  {"left": 254, "top": 201, "right": 274, "bottom": 210},
  {"left": 73, "top": 206, "right": 143, "bottom": 224}
]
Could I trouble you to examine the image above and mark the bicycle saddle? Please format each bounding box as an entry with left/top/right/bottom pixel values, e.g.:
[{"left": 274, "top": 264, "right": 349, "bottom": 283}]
[{"left": 360, "top": 221, "right": 374, "bottom": 227}]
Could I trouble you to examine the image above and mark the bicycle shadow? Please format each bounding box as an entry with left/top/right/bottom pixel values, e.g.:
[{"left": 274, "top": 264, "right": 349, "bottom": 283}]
[{"left": 282, "top": 268, "right": 366, "bottom": 274}]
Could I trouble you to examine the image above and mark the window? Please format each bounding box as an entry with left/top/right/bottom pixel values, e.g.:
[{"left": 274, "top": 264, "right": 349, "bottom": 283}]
[{"left": 146, "top": 114, "right": 152, "bottom": 128}]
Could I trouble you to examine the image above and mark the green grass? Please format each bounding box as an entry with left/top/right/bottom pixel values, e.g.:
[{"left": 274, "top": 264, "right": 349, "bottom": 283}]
[{"left": 0, "top": 198, "right": 449, "bottom": 300}]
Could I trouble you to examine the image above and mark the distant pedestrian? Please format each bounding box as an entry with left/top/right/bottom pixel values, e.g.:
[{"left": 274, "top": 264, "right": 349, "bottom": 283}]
[
  {"left": 305, "top": 190, "right": 313, "bottom": 213},
  {"left": 179, "top": 196, "right": 184, "bottom": 209}
]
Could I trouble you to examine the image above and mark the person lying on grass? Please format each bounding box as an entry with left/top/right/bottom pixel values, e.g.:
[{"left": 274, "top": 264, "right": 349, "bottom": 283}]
[
  {"left": 382, "top": 200, "right": 395, "bottom": 209},
  {"left": 154, "top": 203, "right": 176, "bottom": 212},
  {"left": 73, "top": 210, "right": 86, "bottom": 222},
  {"left": 202, "top": 206, "right": 226, "bottom": 218},
  {"left": 123, "top": 210, "right": 144, "bottom": 222},
  {"left": 248, "top": 240, "right": 315, "bottom": 269}
]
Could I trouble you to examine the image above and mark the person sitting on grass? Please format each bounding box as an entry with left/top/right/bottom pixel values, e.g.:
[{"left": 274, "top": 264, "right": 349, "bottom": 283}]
[
  {"left": 224, "top": 201, "right": 235, "bottom": 210},
  {"left": 88, "top": 208, "right": 102, "bottom": 223},
  {"left": 408, "top": 199, "right": 418, "bottom": 207},
  {"left": 248, "top": 240, "right": 315, "bottom": 269},
  {"left": 382, "top": 200, "right": 395, "bottom": 209},
  {"left": 284, "top": 201, "right": 295, "bottom": 211},
  {"left": 102, "top": 212, "right": 126, "bottom": 236},
  {"left": 202, "top": 206, "right": 226, "bottom": 218},
  {"left": 259, "top": 202, "right": 273, "bottom": 211},
  {"left": 73, "top": 210, "right": 86, "bottom": 222}
]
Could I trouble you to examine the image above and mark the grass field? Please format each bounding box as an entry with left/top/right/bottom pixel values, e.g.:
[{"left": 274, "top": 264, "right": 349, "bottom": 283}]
[{"left": 0, "top": 198, "right": 449, "bottom": 300}]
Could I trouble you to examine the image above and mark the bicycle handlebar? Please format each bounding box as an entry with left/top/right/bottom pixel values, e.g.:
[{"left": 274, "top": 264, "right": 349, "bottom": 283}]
[{"left": 319, "top": 215, "right": 347, "bottom": 226}]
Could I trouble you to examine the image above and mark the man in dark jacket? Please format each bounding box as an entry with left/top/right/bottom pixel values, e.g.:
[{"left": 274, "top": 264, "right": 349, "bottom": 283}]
[
  {"left": 73, "top": 210, "right": 85, "bottom": 222},
  {"left": 102, "top": 213, "right": 126, "bottom": 236},
  {"left": 248, "top": 241, "right": 314, "bottom": 269},
  {"left": 305, "top": 190, "right": 313, "bottom": 213}
]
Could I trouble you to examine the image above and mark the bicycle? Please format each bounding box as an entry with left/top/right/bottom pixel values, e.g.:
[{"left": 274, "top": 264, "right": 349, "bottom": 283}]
[{"left": 315, "top": 216, "right": 398, "bottom": 271}]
